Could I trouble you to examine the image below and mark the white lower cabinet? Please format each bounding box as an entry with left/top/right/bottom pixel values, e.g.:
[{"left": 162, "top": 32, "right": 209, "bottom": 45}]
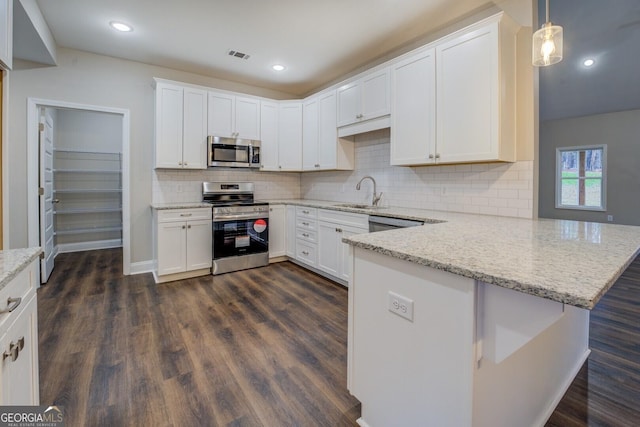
[
  {"left": 154, "top": 208, "right": 212, "bottom": 283},
  {"left": 268, "top": 204, "right": 286, "bottom": 258},
  {"left": 285, "top": 205, "right": 296, "bottom": 258},
  {"left": 0, "top": 258, "right": 39, "bottom": 405},
  {"left": 295, "top": 207, "right": 318, "bottom": 267},
  {"left": 317, "top": 209, "right": 368, "bottom": 283}
]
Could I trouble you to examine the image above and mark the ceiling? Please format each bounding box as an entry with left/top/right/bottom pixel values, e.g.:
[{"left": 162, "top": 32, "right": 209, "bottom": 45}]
[
  {"left": 32, "top": 0, "right": 528, "bottom": 97},
  {"left": 538, "top": 0, "right": 640, "bottom": 120}
]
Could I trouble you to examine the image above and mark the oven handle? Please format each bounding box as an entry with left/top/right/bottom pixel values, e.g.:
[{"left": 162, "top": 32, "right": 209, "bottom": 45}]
[{"left": 213, "top": 213, "right": 268, "bottom": 222}]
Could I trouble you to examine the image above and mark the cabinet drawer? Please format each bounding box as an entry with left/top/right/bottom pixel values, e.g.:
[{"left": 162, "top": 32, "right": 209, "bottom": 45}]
[
  {"left": 296, "top": 229, "right": 317, "bottom": 243},
  {"left": 296, "top": 218, "right": 317, "bottom": 231},
  {"left": 296, "top": 206, "right": 317, "bottom": 219},
  {"left": 157, "top": 208, "right": 212, "bottom": 223},
  {"left": 318, "top": 209, "right": 369, "bottom": 229},
  {"left": 296, "top": 240, "right": 317, "bottom": 266},
  {"left": 0, "top": 261, "right": 37, "bottom": 331}
]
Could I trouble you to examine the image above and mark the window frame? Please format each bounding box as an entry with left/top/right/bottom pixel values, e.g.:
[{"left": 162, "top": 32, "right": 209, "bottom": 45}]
[{"left": 555, "top": 144, "right": 607, "bottom": 211}]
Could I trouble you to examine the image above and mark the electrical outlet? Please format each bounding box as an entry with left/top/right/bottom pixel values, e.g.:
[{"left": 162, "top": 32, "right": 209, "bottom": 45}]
[
  {"left": 388, "top": 291, "right": 414, "bottom": 321},
  {"left": 607, "top": 215, "right": 613, "bottom": 222}
]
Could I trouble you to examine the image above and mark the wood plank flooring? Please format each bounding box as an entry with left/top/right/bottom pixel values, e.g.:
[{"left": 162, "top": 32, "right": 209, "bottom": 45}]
[
  {"left": 546, "top": 255, "right": 640, "bottom": 426},
  {"left": 39, "top": 249, "right": 640, "bottom": 426},
  {"left": 38, "top": 249, "right": 360, "bottom": 426}
]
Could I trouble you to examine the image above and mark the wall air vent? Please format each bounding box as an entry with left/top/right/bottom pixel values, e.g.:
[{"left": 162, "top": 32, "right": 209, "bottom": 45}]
[{"left": 228, "top": 50, "right": 250, "bottom": 60}]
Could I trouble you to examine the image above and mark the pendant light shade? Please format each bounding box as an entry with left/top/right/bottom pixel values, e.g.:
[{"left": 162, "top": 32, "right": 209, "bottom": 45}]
[{"left": 533, "top": 0, "right": 563, "bottom": 66}]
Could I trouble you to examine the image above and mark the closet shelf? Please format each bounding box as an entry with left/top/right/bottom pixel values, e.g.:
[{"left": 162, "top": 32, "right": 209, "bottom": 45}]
[
  {"left": 54, "top": 169, "right": 121, "bottom": 174},
  {"left": 54, "top": 226, "right": 123, "bottom": 236},
  {"left": 54, "top": 189, "right": 122, "bottom": 194},
  {"left": 54, "top": 208, "right": 122, "bottom": 215}
]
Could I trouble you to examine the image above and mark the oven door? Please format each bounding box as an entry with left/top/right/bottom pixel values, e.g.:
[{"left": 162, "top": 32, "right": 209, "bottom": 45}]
[{"left": 213, "top": 217, "right": 269, "bottom": 260}]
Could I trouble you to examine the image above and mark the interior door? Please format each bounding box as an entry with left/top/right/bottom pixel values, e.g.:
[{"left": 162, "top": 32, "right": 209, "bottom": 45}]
[{"left": 39, "top": 108, "right": 55, "bottom": 283}]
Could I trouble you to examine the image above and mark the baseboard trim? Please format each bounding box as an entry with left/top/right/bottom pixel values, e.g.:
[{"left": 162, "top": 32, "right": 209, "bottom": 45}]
[
  {"left": 288, "top": 258, "right": 348, "bottom": 287},
  {"left": 153, "top": 268, "right": 211, "bottom": 284},
  {"left": 130, "top": 260, "right": 154, "bottom": 275},
  {"left": 356, "top": 418, "right": 371, "bottom": 427},
  {"left": 535, "top": 348, "right": 591, "bottom": 427},
  {"left": 57, "top": 239, "right": 122, "bottom": 254}
]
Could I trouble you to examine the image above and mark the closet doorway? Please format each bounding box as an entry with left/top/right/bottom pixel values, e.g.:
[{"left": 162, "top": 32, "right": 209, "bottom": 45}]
[{"left": 27, "top": 99, "right": 131, "bottom": 283}]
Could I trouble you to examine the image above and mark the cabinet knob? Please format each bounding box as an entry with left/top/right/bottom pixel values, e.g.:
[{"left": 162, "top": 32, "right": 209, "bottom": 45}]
[
  {"left": 178, "top": 161, "right": 183, "bottom": 166},
  {"left": 182, "top": 225, "right": 186, "bottom": 229},
  {"left": 52, "top": 199, "right": 60, "bottom": 204},
  {"left": 435, "top": 153, "right": 440, "bottom": 159},
  {"left": 336, "top": 228, "right": 343, "bottom": 233},
  {"left": 315, "top": 164, "right": 320, "bottom": 168},
  {"left": 279, "top": 165, "right": 282, "bottom": 169},
  {"left": 428, "top": 154, "right": 434, "bottom": 159},
  {"left": 184, "top": 162, "right": 188, "bottom": 166},
  {"left": 188, "top": 225, "right": 191, "bottom": 229}
]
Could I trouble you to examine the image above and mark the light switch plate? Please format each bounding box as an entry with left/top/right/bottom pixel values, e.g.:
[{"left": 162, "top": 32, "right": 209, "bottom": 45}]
[{"left": 388, "top": 291, "right": 414, "bottom": 321}]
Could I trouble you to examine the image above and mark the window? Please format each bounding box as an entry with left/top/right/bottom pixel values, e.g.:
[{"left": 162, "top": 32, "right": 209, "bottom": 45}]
[{"left": 556, "top": 145, "right": 606, "bottom": 210}]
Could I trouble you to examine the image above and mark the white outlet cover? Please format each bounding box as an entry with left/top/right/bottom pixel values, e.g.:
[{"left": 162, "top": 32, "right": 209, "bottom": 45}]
[{"left": 388, "top": 291, "right": 414, "bottom": 322}]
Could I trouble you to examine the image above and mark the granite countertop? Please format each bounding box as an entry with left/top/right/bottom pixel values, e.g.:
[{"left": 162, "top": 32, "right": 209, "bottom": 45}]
[
  {"left": 151, "top": 202, "right": 212, "bottom": 210},
  {"left": 0, "top": 247, "right": 43, "bottom": 292},
  {"left": 267, "top": 199, "right": 640, "bottom": 310}
]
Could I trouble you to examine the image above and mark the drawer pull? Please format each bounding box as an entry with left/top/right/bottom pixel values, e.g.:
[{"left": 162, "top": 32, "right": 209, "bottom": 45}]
[
  {"left": 302, "top": 210, "right": 310, "bottom": 214},
  {"left": 2, "top": 337, "right": 23, "bottom": 362},
  {"left": 302, "top": 222, "right": 309, "bottom": 226},
  {"left": 180, "top": 213, "right": 193, "bottom": 217},
  {"left": 336, "top": 228, "right": 343, "bottom": 233},
  {"left": 0, "top": 297, "right": 22, "bottom": 315},
  {"left": 302, "top": 251, "right": 309, "bottom": 256},
  {"left": 302, "top": 233, "right": 309, "bottom": 238}
]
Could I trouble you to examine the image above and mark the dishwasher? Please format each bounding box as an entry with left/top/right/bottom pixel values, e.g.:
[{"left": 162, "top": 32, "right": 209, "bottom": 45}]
[{"left": 368, "top": 215, "right": 424, "bottom": 232}]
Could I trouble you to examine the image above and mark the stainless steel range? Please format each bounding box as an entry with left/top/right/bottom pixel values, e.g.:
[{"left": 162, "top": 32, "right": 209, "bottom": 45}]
[{"left": 203, "top": 182, "right": 269, "bottom": 275}]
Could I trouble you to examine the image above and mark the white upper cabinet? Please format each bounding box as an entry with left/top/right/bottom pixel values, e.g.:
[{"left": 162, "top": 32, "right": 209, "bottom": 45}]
[
  {"left": 337, "top": 67, "right": 390, "bottom": 136},
  {"left": 436, "top": 16, "right": 516, "bottom": 164},
  {"left": 0, "top": 0, "right": 12, "bottom": 70},
  {"left": 259, "top": 101, "right": 279, "bottom": 171},
  {"left": 390, "top": 48, "right": 436, "bottom": 166},
  {"left": 277, "top": 101, "right": 303, "bottom": 171},
  {"left": 207, "top": 91, "right": 260, "bottom": 140},
  {"left": 390, "top": 13, "right": 516, "bottom": 166},
  {"left": 154, "top": 80, "right": 207, "bottom": 169},
  {"left": 303, "top": 90, "right": 354, "bottom": 171}
]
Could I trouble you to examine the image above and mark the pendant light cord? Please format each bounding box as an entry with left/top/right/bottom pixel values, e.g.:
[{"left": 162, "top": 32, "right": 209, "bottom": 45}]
[{"left": 546, "top": 0, "right": 550, "bottom": 23}]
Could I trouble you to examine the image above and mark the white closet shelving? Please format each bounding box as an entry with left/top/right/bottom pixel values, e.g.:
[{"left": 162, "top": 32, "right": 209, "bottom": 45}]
[{"left": 53, "top": 149, "right": 123, "bottom": 252}]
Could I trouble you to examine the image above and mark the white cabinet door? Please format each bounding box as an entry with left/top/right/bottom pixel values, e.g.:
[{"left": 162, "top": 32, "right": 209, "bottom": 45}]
[
  {"left": 286, "top": 205, "right": 296, "bottom": 257},
  {"left": 390, "top": 49, "right": 436, "bottom": 166},
  {"left": 157, "top": 222, "right": 187, "bottom": 275},
  {"left": 155, "top": 83, "right": 184, "bottom": 168},
  {"left": 302, "top": 97, "right": 319, "bottom": 170},
  {"left": 207, "top": 92, "right": 235, "bottom": 137},
  {"left": 317, "top": 222, "right": 340, "bottom": 277},
  {"left": 318, "top": 91, "right": 338, "bottom": 169},
  {"left": 182, "top": 87, "right": 208, "bottom": 169},
  {"left": 436, "top": 24, "right": 498, "bottom": 163},
  {"left": 0, "top": 0, "right": 12, "bottom": 70},
  {"left": 0, "top": 295, "right": 39, "bottom": 405},
  {"left": 186, "top": 219, "right": 212, "bottom": 271},
  {"left": 339, "top": 226, "right": 367, "bottom": 283},
  {"left": 260, "top": 101, "right": 279, "bottom": 171},
  {"left": 361, "top": 68, "right": 391, "bottom": 121},
  {"left": 278, "top": 102, "right": 303, "bottom": 171},
  {"left": 336, "top": 81, "right": 361, "bottom": 127},
  {"left": 268, "top": 205, "right": 286, "bottom": 258},
  {"left": 235, "top": 97, "right": 261, "bottom": 140}
]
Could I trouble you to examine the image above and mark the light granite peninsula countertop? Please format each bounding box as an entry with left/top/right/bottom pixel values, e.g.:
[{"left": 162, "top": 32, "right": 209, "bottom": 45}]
[
  {"left": 0, "top": 247, "right": 42, "bottom": 292},
  {"left": 268, "top": 199, "right": 640, "bottom": 310},
  {"left": 151, "top": 202, "right": 212, "bottom": 210}
]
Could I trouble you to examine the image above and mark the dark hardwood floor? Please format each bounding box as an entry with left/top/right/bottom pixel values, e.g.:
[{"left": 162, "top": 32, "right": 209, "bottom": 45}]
[
  {"left": 38, "top": 249, "right": 640, "bottom": 426},
  {"left": 546, "top": 255, "right": 640, "bottom": 427},
  {"left": 38, "top": 249, "right": 360, "bottom": 426}
]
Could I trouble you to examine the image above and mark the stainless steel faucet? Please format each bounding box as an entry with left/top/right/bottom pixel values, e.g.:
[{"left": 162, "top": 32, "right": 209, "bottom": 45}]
[{"left": 356, "top": 176, "right": 382, "bottom": 206}]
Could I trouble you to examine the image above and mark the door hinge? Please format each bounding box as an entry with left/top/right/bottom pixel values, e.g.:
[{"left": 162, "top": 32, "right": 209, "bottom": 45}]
[
  {"left": 38, "top": 187, "right": 44, "bottom": 196},
  {"left": 39, "top": 252, "right": 45, "bottom": 260},
  {"left": 39, "top": 123, "right": 44, "bottom": 132}
]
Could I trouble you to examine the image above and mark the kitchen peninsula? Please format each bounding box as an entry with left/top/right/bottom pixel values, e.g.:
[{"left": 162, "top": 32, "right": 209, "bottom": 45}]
[{"left": 342, "top": 212, "right": 640, "bottom": 427}]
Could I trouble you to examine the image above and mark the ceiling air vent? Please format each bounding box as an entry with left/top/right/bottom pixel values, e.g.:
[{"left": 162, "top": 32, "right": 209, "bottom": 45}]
[{"left": 228, "top": 50, "right": 250, "bottom": 60}]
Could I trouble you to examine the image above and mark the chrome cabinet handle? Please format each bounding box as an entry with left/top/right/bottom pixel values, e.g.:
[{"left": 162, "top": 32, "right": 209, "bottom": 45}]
[
  {"left": 3, "top": 337, "right": 24, "bottom": 362},
  {"left": 180, "top": 213, "right": 192, "bottom": 217},
  {"left": 335, "top": 228, "right": 343, "bottom": 233},
  {"left": 302, "top": 251, "right": 309, "bottom": 256},
  {"left": 302, "top": 233, "right": 309, "bottom": 238},
  {"left": 435, "top": 153, "right": 440, "bottom": 159},
  {"left": 52, "top": 199, "right": 60, "bottom": 204},
  {"left": 302, "top": 222, "right": 309, "bottom": 226},
  {"left": 0, "top": 297, "right": 22, "bottom": 315},
  {"left": 302, "top": 210, "right": 310, "bottom": 214},
  {"left": 428, "top": 154, "right": 434, "bottom": 159},
  {"left": 178, "top": 161, "right": 183, "bottom": 166}
]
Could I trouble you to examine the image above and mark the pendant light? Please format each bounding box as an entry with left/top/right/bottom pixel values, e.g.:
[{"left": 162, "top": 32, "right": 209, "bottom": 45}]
[{"left": 532, "top": 0, "right": 563, "bottom": 66}]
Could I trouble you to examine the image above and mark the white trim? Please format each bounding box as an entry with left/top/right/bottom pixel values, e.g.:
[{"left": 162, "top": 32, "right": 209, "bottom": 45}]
[
  {"left": 57, "top": 239, "right": 122, "bottom": 254},
  {"left": 27, "top": 98, "right": 132, "bottom": 274},
  {"left": 130, "top": 260, "right": 155, "bottom": 275},
  {"left": 555, "top": 144, "right": 607, "bottom": 211},
  {"left": 1, "top": 70, "right": 8, "bottom": 248}
]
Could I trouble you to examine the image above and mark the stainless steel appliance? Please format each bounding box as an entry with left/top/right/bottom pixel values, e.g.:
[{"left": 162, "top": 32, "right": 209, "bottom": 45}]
[
  {"left": 203, "top": 182, "right": 269, "bottom": 275},
  {"left": 368, "top": 215, "right": 424, "bottom": 232},
  {"left": 207, "top": 136, "right": 261, "bottom": 168}
]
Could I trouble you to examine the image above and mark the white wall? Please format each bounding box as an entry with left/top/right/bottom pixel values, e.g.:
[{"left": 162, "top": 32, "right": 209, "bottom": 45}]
[
  {"left": 302, "top": 129, "right": 534, "bottom": 218},
  {"left": 6, "top": 47, "right": 294, "bottom": 263},
  {"left": 55, "top": 109, "right": 122, "bottom": 153}
]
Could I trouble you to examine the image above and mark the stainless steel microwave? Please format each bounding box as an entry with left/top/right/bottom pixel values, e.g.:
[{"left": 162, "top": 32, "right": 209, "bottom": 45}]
[{"left": 207, "top": 136, "right": 261, "bottom": 168}]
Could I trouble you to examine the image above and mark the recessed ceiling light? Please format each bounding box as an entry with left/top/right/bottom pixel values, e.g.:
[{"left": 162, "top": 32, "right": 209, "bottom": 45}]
[
  {"left": 110, "top": 21, "right": 133, "bottom": 32},
  {"left": 272, "top": 64, "right": 286, "bottom": 71},
  {"left": 583, "top": 58, "right": 595, "bottom": 67}
]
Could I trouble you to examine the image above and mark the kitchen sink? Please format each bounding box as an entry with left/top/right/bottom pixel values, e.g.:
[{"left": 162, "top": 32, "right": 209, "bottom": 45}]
[{"left": 337, "top": 203, "right": 387, "bottom": 210}]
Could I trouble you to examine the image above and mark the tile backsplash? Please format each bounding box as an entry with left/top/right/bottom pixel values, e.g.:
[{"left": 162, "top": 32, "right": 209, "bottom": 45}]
[
  {"left": 152, "top": 128, "right": 533, "bottom": 219},
  {"left": 301, "top": 129, "right": 534, "bottom": 218}
]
